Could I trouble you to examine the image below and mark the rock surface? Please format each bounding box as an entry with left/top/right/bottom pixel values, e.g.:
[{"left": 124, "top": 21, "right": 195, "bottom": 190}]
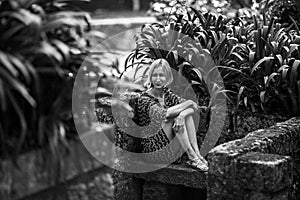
[
  {"left": 135, "top": 163, "right": 207, "bottom": 189},
  {"left": 143, "top": 181, "right": 181, "bottom": 200},
  {"left": 0, "top": 141, "right": 103, "bottom": 200},
  {"left": 207, "top": 117, "right": 300, "bottom": 200},
  {"left": 236, "top": 152, "right": 292, "bottom": 192}
]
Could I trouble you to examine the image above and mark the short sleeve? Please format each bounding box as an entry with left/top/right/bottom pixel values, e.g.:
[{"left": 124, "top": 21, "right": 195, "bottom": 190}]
[
  {"left": 128, "top": 95, "right": 139, "bottom": 116},
  {"left": 164, "top": 88, "right": 186, "bottom": 107},
  {"left": 175, "top": 94, "right": 186, "bottom": 104}
]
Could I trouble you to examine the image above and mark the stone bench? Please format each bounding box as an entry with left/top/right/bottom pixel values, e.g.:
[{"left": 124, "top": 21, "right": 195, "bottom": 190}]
[
  {"left": 135, "top": 163, "right": 207, "bottom": 189},
  {"left": 114, "top": 162, "right": 207, "bottom": 200}
]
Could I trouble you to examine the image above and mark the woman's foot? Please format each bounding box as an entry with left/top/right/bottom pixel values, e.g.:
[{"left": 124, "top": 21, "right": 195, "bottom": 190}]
[
  {"left": 186, "top": 157, "right": 208, "bottom": 171},
  {"left": 191, "top": 146, "right": 208, "bottom": 166},
  {"left": 197, "top": 155, "right": 208, "bottom": 166}
]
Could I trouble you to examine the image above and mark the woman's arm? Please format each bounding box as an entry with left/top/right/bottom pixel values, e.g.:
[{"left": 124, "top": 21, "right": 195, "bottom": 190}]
[
  {"left": 178, "top": 107, "right": 195, "bottom": 117},
  {"left": 166, "top": 100, "right": 197, "bottom": 119}
]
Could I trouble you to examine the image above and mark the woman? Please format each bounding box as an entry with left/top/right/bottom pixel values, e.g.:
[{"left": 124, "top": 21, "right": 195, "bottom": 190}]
[{"left": 130, "top": 58, "right": 208, "bottom": 171}]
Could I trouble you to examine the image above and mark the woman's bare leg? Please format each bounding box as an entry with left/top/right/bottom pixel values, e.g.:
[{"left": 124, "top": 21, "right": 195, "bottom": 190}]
[
  {"left": 184, "top": 115, "right": 201, "bottom": 158},
  {"left": 162, "top": 121, "right": 198, "bottom": 160}
]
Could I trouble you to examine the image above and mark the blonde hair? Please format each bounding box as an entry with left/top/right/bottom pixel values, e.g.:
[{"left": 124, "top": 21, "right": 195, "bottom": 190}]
[{"left": 144, "top": 58, "right": 173, "bottom": 89}]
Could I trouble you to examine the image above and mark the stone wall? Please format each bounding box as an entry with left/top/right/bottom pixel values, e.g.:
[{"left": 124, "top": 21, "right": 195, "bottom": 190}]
[
  {"left": 113, "top": 163, "right": 207, "bottom": 200},
  {"left": 22, "top": 168, "right": 113, "bottom": 200},
  {"left": 0, "top": 141, "right": 113, "bottom": 200},
  {"left": 207, "top": 117, "right": 300, "bottom": 200}
]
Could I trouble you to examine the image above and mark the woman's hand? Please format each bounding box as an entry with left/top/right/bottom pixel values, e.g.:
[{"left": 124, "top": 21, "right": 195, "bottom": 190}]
[
  {"left": 172, "top": 114, "right": 185, "bottom": 133},
  {"left": 127, "top": 107, "right": 135, "bottom": 118}
]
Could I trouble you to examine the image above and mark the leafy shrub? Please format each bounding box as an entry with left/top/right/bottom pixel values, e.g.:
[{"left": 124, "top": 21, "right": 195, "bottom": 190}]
[
  {"left": 136, "top": 1, "right": 300, "bottom": 117},
  {"left": 0, "top": 0, "right": 107, "bottom": 164},
  {"left": 266, "top": 0, "right": 300, "bottom": 28},
  {"left": 147, "top": 0, "right": 259, "bottom": 21},
  {"left": 124, "top": 11, "right": 233, "bottom": 110}
]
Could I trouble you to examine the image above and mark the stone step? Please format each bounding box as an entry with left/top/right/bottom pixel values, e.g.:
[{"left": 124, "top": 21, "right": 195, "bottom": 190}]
[{"left": 134, "top": 163, "right": 207, "bottom": 189}]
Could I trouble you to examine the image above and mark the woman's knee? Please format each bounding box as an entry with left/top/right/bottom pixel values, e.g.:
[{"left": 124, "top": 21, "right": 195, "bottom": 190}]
[{"left": 185, "top": 115, "right": 195, "bottom": 126}]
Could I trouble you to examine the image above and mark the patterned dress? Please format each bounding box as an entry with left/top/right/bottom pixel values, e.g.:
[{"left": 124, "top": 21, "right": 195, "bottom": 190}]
[{"left": 130, "top": 87, "right": 186, "bottom": 163}]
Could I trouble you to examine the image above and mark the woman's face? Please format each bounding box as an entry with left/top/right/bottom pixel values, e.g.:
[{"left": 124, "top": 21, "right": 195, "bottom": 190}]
[{"left": 151, "top": 66, "right": 167, "bottom": 89}]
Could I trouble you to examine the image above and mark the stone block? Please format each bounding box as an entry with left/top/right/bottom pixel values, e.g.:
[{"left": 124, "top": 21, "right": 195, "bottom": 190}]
[
  {"left": 0, "top": 141, "right": 103, "bottom": 200},
  {"left": 271, "top": 189, "right": 290, "bottom": 200},
  {"left": 236, "top": 152, "right": 292, "bottom": 192},
  {"left": 142, "top": 181, "right": 181, "bottom": 200},
  {"left": 135, "top": 163, "right": 206, "bottom": 189},
  {"left": 22, "top": 169, "right": 113, "bottom": 200},
  {"left": 67, "top": 172, "right": 114, "bottom": 200},
  {"left": 242, "top": 188, "right": 290, "bottom": 200},
  {"left": 207, "top": 117, "right": 300, "bottom": 200},
  {"left": 208, "top": 139, "right": 248, "bottom": 178},
  {"left": 206, "top": 173, "right": 228, "bottom": 200},
  {"left": 208, "top": 117, "right": 300, "bottom": 177},
  {"left": 114, "top": 177, "right": 142, "bottom": 200},
  {"left": 112, "top": 170, "right": 132, "bottom": 185}
]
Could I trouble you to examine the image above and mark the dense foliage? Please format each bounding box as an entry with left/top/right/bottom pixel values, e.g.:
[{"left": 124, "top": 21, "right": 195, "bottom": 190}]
[
  {"left": 0, "top": 0, "right": 107, "bottom": 170},
  {"left": 147, "top": 0, "right": 257, "bottom": 21},
  {"left": 123, "top": 0, "right": 300, "bottom": 116}
]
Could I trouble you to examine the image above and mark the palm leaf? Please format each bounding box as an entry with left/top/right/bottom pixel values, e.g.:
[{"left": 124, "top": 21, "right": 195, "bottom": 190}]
[
  {"left": 289, "top": 59, "right": 300, "bottom": 91},
  {"left": 42, "top": 18, "right": 85, "bottom": 32},
  {"left": 0, "top": 51, "right": 18, "bottom": 77},
  {"left": 0, "top": 24, "right": 24, "bottom": 42},
  {"left": 6, "top": 90, "right": 27, "bottom": 154},
  {"left": 7, "top": 54, "right": 31, "bottom": 83},
  {"left": 190, "top": 7, "right": 206, "bottom": 28},
  {"left": 0, "top": 67, "right": 36, "bottom": 107},
  {"left": 0, "top": 80, "right": 6, "bottom": 111},
  {"left": 265, "top": 72, "right": 279, "bottom": 87},
  {"left": 260, "top": 90, "right": 266, "bottom": 104},
  {"left": 237, "top": 86, "right": 245, "bottom": 107},
  {"left": 51, "top": 40, "right": 70, "bottom": 63},
  {"left": 251, "top": 57, "right": 275, "bottom": 75}
]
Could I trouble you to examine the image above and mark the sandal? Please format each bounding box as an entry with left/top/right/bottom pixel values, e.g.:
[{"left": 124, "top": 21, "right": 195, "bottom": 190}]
[
  {"left": 186, "top": 157, "right": 208, "bottom": 171},
  {"left": 198, "top": 155, "right": 208, "bottom": 166}
]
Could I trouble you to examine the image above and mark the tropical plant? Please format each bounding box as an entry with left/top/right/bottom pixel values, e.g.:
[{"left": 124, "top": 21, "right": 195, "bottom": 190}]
[
  {"left": 227, "top": 12, "right": 300, "bottom": 116},
  {"left": 147, "top": 0, "right": 190, "bottom": 22},
  {"left": 123, "top": 13, "right": 232, "bottom": 110},
  {"left": 0, "top": 0, "right": 108, "bottom": 171},
  {"left": 145, "top": 1, "right": 300, "bottom": 117},
  {"left": 148, "top": 0, "right": 260, "bottom": 21},
  {"left": 265, "top": 0, "right": 300, "bottom": 28}
]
